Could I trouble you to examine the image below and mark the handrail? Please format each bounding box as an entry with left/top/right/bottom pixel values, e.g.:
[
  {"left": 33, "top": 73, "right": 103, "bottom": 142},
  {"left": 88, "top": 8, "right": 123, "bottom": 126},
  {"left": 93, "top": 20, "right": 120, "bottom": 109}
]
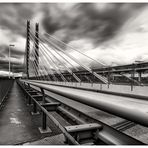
[
  {"left": 18, "top": 79, "right": 144, "bottom": 145},
  {"left": 21, "top": 79, "right": 148, "bottom": 128},
  {"left": 0, "top": 79, "right": 14, "bottom": 106}
]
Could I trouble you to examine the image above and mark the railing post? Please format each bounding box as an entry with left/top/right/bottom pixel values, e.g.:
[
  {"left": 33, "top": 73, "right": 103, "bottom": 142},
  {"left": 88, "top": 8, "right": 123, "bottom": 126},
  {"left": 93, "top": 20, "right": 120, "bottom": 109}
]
[
  {"left": 42, "top": 111, "right": 47, "bottom": 130},
  {"left": 38, "top": 87, "right": 51, "bottom": 134},
  {"left": 28, "top": 95, "right": 32, "bottom": 105},
  {"left": 33, "top": 101, "right": 37, "bottom": 113},
  {"left": 40, "top": 88, "right": 45, "bottom": 104}
]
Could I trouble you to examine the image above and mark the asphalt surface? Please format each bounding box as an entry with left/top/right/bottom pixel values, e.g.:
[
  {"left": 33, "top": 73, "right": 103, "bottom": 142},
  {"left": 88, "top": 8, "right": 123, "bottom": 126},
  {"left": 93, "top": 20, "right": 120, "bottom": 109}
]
[{"left": 0, "top": 81, "right": 61, "bottom": 145}]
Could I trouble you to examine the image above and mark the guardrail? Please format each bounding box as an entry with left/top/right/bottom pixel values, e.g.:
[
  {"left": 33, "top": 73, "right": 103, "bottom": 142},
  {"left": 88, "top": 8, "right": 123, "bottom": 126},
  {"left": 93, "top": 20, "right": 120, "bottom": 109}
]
[
  {"left": 0, "top": 78, "right": 14, "bottom": 107},
  {"left": 21, "top": 79, "right": 148, "bottom": 128},
  {"left": 29, "top": 80, "right": 148, "bottom": 101},
  {"left": 18, "top": 79, "right": 145, "bottom": 145}
]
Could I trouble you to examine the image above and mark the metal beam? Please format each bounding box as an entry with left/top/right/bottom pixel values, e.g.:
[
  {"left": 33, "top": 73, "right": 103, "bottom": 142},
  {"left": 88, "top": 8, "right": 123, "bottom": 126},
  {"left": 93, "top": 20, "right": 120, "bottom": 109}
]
[
  {"left": 22, "top": 80, "right": 148, "bottom": 128},
  {"left": 19, "top": 80, "right": 144, "bottom": 145}
]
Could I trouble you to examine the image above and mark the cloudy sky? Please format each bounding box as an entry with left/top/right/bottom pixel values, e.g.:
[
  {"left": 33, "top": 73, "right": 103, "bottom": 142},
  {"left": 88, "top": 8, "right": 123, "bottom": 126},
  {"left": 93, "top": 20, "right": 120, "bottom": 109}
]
[{"left": 1, "top": 3, "right": 148, "bottom": 76}]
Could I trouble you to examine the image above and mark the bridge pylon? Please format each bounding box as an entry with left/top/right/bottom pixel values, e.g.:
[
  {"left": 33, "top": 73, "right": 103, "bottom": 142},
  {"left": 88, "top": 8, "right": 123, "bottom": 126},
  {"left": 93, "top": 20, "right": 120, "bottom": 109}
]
[
  {"left": 26, "top": 20, "right": 30, "bottom": 79},
  {"left": 34, "top": 23, "right": 39, "bottom": 78}
]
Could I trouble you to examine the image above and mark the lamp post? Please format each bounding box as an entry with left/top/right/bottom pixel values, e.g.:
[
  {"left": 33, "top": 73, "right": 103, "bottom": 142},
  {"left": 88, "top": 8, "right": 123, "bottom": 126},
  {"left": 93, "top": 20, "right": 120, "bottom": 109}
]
[
  {"left": 9, "top": 44, "right": 15, "bottom": 79},
  {"left": 135, "top": 60, "right": 145, "bottom": 85}
]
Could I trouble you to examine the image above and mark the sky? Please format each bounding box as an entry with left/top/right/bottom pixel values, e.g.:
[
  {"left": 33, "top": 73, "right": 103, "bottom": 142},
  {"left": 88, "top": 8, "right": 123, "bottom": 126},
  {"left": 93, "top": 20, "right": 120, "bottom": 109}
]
[{"left": 1, "top": 3, "right": 148, "bottom": 76}]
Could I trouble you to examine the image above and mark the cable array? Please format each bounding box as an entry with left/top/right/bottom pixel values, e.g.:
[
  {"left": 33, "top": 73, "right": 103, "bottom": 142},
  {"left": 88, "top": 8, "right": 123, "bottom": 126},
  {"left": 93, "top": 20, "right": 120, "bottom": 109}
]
[{"left": 27, "top": 28, "right": 108, "bottom": 84}]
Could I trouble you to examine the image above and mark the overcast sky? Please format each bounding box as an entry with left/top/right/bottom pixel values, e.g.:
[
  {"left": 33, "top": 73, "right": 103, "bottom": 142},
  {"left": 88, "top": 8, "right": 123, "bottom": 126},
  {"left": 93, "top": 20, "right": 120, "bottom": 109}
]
[{"left": 1, "top": 3, "right": 148, "bottom": 75}]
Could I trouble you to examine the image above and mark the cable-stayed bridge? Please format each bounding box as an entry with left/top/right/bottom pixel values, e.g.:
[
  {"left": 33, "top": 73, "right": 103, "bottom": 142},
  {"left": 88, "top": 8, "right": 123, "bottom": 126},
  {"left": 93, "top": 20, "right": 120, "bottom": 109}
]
[{"left": 1, "top": 21, "right": 148, "bottom": 145}]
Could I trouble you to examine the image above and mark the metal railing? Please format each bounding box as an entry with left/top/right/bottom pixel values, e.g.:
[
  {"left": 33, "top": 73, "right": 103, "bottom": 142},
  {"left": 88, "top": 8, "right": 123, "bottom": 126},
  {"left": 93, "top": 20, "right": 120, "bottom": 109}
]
[
  {"left": 21, "top": 79, "right": 148, "bottom": 127},
  {"left": 18, "top": 79, "right": 145, "bottom": 145},
  {"left": 0, "top": 78, "right": 14, "bottom": 106}
]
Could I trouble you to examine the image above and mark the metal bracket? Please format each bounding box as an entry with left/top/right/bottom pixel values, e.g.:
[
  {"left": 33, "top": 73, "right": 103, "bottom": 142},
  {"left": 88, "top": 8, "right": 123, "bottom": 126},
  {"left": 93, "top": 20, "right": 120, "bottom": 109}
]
[
  {"left": 32, "top": 94, "right": 43, "bottom": 101},
  {"left": 41, "top": 102, "right": 60, "bottom": 111},
  {"left": 38, "top": 111, "right": 52, "bottom": 134},
  {"left": 65, "top": 123, "right": 102, "bottom": 144}
]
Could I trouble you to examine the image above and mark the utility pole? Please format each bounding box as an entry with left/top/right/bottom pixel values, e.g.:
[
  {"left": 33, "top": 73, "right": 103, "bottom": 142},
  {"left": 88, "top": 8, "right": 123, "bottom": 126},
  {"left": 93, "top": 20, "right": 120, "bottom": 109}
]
[
  {"left": 131, "top": 63, "right": 135, "bottom": 91},
  {"left": 107, "top": 67, "right": 111, "bottom": 88},
  {"left": 9, "top": 44, "right": 15, "bottom": 79},
  {"left": 26, "top": 20, "right": 30, "bottom": 79}
]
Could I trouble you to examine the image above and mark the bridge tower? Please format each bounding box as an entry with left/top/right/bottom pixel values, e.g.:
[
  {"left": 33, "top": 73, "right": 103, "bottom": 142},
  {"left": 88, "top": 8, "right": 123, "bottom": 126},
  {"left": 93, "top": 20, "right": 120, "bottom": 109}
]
[
  {"left": 26, "top": 20, "right": 30, "bottom": 79},
  {"left": 34, "top": 23, "right": 39, "bottom": 78}
]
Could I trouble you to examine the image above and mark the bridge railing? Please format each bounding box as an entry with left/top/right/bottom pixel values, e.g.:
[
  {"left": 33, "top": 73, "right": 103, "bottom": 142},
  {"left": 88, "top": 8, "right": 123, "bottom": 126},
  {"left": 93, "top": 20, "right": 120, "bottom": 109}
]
[
  {"left": 18, "top": 79, "right": 147, "bottom": 145},
  {"left": 27, "top": 80, "right": 148, "bottom": 98},
  {"left": 0, "top": 78, "right": 14, "bottom": 106},
  {"left": 20, "top": 79, "right": 148, "bottom": 128}
]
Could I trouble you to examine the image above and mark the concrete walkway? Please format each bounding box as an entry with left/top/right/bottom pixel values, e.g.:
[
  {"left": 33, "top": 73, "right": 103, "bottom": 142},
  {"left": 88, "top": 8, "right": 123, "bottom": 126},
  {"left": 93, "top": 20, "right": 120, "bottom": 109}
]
[{"left": 0, "top": 81, "right": 61, "bottom": 145}]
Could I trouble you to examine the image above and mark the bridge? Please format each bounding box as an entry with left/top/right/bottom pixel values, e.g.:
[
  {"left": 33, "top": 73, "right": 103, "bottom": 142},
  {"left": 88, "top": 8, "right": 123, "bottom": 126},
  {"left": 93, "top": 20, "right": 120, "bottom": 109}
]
[{"left": 1, "top": 20, "right": 148, "bottom": 145}]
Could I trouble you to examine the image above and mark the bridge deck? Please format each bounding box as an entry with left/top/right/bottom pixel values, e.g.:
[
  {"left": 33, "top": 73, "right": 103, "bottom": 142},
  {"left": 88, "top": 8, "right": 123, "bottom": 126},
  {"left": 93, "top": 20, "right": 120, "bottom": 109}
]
[{"left": 0, "top": 81, "right": 61, "bottom": 145}]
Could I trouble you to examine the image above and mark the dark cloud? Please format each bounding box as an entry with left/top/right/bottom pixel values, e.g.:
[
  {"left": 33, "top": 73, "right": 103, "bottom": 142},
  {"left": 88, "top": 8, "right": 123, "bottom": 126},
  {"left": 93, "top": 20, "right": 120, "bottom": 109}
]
[
  {"left": 0, "top": 3, "right": 148, "bottom": 74},
  {"left": 41, "top": 3, "right": 148, "bottom": 45},
  {"left": 0, "top": 3, "right": 37, "bottom": 37},
  {"left": 0, "top": 3, "right": 147, "bottom": 44},
  {"left": 0, "top": 45, "right": 24, "bottom": 58},
  {"left": 0, "top": 63, "right": 24, "bottom": 72}
]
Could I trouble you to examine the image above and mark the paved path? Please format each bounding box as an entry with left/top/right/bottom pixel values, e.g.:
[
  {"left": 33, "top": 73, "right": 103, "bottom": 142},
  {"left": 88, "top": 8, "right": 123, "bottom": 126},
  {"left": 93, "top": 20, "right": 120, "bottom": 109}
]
[{"left": 0, "top": 81, "right": 60, "bottom": 145}]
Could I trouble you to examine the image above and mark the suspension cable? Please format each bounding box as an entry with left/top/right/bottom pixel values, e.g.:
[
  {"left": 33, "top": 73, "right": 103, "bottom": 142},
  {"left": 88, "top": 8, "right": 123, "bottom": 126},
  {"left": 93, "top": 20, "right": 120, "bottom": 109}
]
[
  {"left": 31, "top": 30, "right": 79, "bottom": 72},
  {"left": 41, "top": 33, "right": 108, "bottom": 83},
  {"left": 45, "top": 32, "right": 141, "bottom": 84},
  {"left": 30, "top": 41, "right": 50, "bottom": 80},
  {"left": 31, "top": 45, "right": 53, "bottom": 81},
  {"left": 32, "top": 46, "right": 59, "bottom": 81},
  {"left": 32, "top": 33, "right": 81, "bottom": 82},
  {"left": 30, "top": 59, "right": 39, "bottom": 79},
  {"left": 29, "top": 42, "right": 40, "bottom": 80},
  {"left": 30, "top": 33, "right": 66, "bottom": 82},
  {"left": 30, "top": 49, "right": 43, "bottom": 80},
  {"left": 45, "top": 32, "right": 106, "bottom": 67}
]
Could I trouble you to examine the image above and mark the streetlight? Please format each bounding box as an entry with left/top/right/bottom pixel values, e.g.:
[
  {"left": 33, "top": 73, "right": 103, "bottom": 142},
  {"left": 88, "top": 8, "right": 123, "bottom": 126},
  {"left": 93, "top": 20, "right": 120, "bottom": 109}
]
[
  {"left": 134, "top": 60, "right": 145, "bottom": 86},
  {"left": 9, "top": 44, "right": 15, "bottom": 79}
]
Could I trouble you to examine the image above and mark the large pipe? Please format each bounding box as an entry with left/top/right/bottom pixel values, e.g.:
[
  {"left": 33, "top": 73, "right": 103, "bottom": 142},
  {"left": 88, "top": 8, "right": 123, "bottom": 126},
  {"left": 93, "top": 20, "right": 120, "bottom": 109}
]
[{"left": 21, "top": 80, "right": 148, "bottom": 128}]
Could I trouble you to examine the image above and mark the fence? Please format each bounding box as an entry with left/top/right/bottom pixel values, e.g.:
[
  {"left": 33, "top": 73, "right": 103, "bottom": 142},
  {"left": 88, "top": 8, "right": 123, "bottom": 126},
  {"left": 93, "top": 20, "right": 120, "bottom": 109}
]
[{"left": 0, "top": 78, "right": 14, "bottom": 106}]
